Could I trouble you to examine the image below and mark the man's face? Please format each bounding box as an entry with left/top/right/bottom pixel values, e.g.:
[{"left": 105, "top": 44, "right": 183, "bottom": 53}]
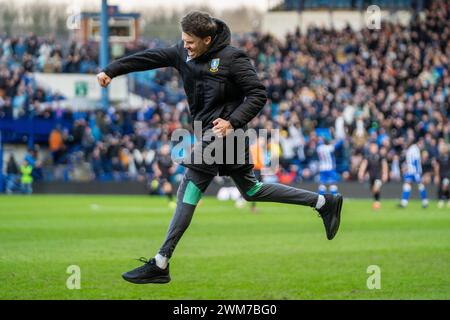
[
  {"left": 369, "top": 143, "right": 378, "bottom": 154},
  {"left": 439, "top": 142, "right": 448, "bottom": 154},
  {"left": 160, "top": 144, "right": 170, "bottom": 155},
  {"left": 182, "top": 32, "right": 212, "bottom": 59}
]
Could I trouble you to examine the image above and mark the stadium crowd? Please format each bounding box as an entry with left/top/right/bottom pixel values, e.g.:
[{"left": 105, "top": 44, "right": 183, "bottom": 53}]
[
  {"left": 0, "top": 33, "right": 162, "bottom": 119},
  {"left": 1, "top": 0, "right": 449, "bottom": 193}
]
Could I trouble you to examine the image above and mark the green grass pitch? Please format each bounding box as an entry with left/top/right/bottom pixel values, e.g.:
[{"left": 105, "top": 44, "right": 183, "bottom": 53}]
[{"left": 0, "top": 195, "right": 449, "bottom": 299}]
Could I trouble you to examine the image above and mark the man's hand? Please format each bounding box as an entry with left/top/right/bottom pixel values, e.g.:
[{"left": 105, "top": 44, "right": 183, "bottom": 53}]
[
  {"left": 212, "top": 118, "right": 233, "bottom": 138},
  {"left": 97, "top": 72, "right": 112, "bottom": 88}
]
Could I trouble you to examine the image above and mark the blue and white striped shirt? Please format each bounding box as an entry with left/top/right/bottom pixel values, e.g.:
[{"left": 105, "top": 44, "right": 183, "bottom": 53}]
[
  {"left": 405, "top": 144, "right": 422, "bottom": 175},
  {"left": 317, "top": 144, "right": 336, "bottom": 171}
]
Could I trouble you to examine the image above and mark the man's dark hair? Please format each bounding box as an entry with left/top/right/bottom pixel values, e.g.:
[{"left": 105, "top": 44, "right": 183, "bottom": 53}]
[{"left": 181, "top": 11, "right": 217, "bottom": 39}]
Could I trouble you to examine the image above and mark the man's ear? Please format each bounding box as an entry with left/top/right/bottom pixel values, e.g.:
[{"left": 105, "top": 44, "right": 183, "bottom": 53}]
[{"left": 203, "top": 36, "right": 212, "bottom": 46}]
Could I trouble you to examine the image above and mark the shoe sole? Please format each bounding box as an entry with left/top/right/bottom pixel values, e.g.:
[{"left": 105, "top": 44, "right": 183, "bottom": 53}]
[
  {"left": 328, "top": 194, "right": 343, "bottom": 240},
  {"left": 122, "top": 274, "right": 171, "bottom": 284}
]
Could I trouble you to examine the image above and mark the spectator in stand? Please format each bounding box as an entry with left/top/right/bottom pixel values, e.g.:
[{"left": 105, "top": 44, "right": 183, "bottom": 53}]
[
  {"left": 5, "top": 154, "right": 20, "bottom": 194},
  {"left": 49, "top": 126, "right": 65, "bottom": 164},
  {"left": 20, "top": 159, "right": 33, "bottom": 194}
]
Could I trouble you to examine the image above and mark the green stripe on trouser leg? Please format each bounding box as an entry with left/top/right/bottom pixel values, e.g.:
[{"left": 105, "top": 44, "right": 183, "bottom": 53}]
[
  {"left": 182, "top": 180, "right": 202, "bottom": 205},
  {"left": 246, "top": 181, "right": 263, "bottom": 197}
]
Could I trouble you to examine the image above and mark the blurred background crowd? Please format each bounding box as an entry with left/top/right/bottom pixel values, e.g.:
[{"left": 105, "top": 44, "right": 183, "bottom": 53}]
[{"left": 1, "top": 0, "right": 449, "bottom": 194}]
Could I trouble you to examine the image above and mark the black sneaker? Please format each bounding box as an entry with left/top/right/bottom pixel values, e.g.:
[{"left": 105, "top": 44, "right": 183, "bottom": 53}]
[
  {"left": 316, "top": 194, "right": 343, "bottom": 240},
  {"left": 122, "top": 257, "right": 171, "bottom": 284}
]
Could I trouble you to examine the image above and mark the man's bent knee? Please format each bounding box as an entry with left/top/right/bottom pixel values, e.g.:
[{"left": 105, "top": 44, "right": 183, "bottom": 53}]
[
  {"left": 182, "top": 180, "right": 203, "bottom": 205},
  {"left": 243, "top": 181, "right": 263, "bottom": 201}
]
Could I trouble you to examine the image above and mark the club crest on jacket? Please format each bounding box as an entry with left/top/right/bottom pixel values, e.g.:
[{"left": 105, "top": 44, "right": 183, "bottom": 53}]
[{"left": 209, "top": 58, "right": 220, "bottom": 73}]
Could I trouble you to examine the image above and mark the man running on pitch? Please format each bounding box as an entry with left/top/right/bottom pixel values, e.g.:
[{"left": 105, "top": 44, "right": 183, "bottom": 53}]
[
  {"left": 358, "top": 142, "right": 389, "bottom": 210},
  {"left": 97, "top": 11, "right": 343, "bottom": 284}
]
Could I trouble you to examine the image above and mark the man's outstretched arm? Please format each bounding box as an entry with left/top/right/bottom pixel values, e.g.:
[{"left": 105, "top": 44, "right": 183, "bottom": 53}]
[{"left": 97, "top": 45, "right": 179, "bottom": 87}]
